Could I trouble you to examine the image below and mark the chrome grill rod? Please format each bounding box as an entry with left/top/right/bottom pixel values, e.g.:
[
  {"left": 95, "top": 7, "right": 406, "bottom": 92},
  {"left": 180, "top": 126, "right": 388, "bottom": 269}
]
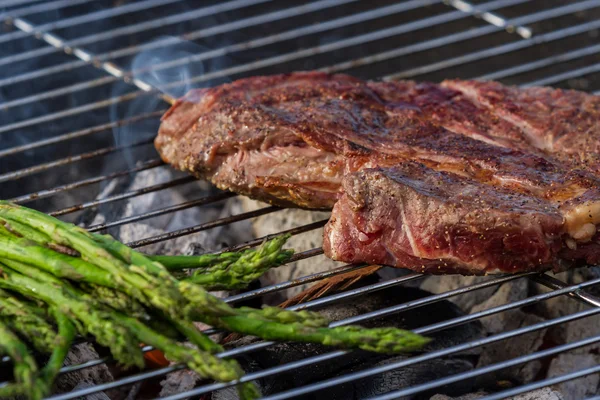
[
  {"left": 8, "top": 159, "right": 164, "bottom": 204},
  {"left": 369, "top": 333, "right": 600, "bottom": 400},
  {"left": 382, "top": 0, "right": 600, "bottom": 80},
  {"left": 0, "top": 0, "right": 188, "bottom": 44},
  {"left": 0, "top": 0, "right": 343, "bottom": 78},
  {"left": 481, "top": 364, "right": 600, "bottom": 400},
  {"left": 0, "top": 0, "right": 430, "bottom": 113},
  {"left": 0, "top": 110, "right": 166, "bottom": 158},
  {"left": 324, "top": 0, "right": 600, "bottom": 75},
  {"left": 0, "top": 0, "right": 95, "bottom": 19}
]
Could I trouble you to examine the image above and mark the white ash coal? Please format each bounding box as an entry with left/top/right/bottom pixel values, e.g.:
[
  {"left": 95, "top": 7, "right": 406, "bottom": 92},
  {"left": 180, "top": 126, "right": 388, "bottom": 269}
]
[
  {"left": 52, "top": 343, "right": 115, "bottom": 398},
  {"left": 211, "top": 283, "right": 485, "bottom": 400},
  {"left": 82, "top": 166, "right": 253, "bottom": 257},
  {"left": 430, "top": 387, "right": 564, "bottom": 400}
]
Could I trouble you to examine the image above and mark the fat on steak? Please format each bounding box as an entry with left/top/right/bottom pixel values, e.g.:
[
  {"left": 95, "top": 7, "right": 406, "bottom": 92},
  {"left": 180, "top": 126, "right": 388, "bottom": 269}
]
[{"left": 155, "top": 72, "right": 600, "bottom": 274}]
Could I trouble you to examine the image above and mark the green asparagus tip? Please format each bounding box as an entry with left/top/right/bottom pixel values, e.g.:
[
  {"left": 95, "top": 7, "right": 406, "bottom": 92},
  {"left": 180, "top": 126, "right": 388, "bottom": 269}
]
[{"left": 331, "top": 325, "right": 431, "bottom": 354}]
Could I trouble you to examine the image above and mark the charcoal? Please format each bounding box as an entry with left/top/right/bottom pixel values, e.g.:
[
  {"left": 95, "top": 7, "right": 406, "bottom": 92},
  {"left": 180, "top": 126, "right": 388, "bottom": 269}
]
[
  {"left": 471, "top": 279, "right": 546, "bottom": 385},
  {"left": 430, "top": 391, "right": 488, "bottom": 400},
  {"left": 240, "top": 197, "right": 341, "bottom": 303},
  {"left": 54, "top": 343, "right": 114, "bottom": 396},
  {"left": 82, "top": 166, "right": 253, "bottom": 257},
  {"left": 69, "top": 383, "right": 111, "bottom": 400},
  {"left": 511, "top": 388, "right": 565, "bottom": 400},
  {"left": 326, "top": 358, "right": 475, "bottom": 400},
  {"left": 419, "top": 276, "right": 498, "bottom": 313},
  {"left": 547, "top": 353, "right": 600, "bottom": 400},
  {"left": 212, "top": 284, "right": 484, "bottom": 399},
  {"left": 431, "top": 389, "right": 565, "bottom": 400},
  {"left": 160, "top": 369, "right": 205, "bottom": 398},
  {"left": 532, "top": 268, "right": 600, "bottom": 355}
]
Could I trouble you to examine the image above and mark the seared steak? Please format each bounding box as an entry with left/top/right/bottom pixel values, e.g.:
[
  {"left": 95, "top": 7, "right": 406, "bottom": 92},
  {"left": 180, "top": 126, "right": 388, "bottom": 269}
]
[
  {"left": 443, "top": 79, "right": 600, "bottom": 173},
  {"left": 155, "top": 72, "right": 600, "bottom": 274},
  {"left": 323, "top": 162, "right": 565, "bottom": 275}
]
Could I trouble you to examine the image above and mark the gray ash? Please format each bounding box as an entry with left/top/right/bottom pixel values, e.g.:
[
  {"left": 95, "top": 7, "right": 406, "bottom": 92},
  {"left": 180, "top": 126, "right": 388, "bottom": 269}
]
[{"left": 211, "top": 281, "right": 485, "bottom": 400}]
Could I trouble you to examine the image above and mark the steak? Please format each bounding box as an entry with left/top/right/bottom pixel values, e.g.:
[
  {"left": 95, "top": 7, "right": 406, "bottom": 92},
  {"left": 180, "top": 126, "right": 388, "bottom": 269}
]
[
  {"left": 155, "top": 72, "right": 600, "bottom": 274},
  {"left": 323, "top": 162, "right": 565, "bottom": 275}
]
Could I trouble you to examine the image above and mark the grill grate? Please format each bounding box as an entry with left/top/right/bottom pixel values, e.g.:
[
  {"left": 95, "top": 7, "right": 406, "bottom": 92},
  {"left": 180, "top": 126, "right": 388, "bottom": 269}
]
[{"left": 2, "top": 0, "right": 600, "bottom": 399}]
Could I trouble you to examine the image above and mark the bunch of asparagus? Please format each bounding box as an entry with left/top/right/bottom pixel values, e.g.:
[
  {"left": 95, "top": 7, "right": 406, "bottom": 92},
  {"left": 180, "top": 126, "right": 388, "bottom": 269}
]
[{"left": 0, "top": 200, "right": 429, "bottom": 400}]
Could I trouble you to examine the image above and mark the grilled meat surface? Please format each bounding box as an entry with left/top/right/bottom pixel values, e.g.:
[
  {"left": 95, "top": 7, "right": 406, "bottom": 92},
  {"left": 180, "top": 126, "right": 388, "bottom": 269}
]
[{"left": 155, "top": 72, "right": 600, "bottom": 274}]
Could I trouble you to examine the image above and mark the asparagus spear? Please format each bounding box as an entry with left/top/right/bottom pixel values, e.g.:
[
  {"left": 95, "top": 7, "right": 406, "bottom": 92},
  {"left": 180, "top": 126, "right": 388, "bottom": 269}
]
[
  {"left": 184, "top": 235, "right": 294, "bottom": 290},
  {"left": 148, "top": 252, "right": 241, "bottom": 271},
  {"left": 0, "top": 319, "right": 42, "bottom": 400},
  {"left": 0, "top": 267, "right": 259, "bottom": 400},
  {"left": 0, "top": 261, "right": 260, "bottom": 399},
  {"left": 38, "top": 309, "right": 76, "bottom": 396},
  {"left": 0, "top": 264, "right": 145, "bottom": 368},
  {"left": 2, "top": 209, "right": 287, "bottom": 291},
  {"left": 80, "top": 283, "right": 148, "bottom": 319},
  {"left": 110, "top": 313, "right": 258, "bottom": 400},
  {"left": 0, "top": 201, "right": 430, "bottom": 353},
  {"left": 0, "top": 288, "right": 55, "bottom": 353}
]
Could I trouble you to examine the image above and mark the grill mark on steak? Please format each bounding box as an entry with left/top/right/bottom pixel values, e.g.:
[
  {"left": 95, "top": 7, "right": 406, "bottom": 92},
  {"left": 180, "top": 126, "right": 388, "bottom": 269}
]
[{"left": 155, "top": 72, "right": 600, "bottom": 274}]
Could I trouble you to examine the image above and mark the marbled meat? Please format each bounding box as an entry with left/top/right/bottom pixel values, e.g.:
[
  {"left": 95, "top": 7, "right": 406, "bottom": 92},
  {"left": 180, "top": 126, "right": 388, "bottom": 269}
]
[{"left": 155, "top": 72, "right": 600, "bottom": 275}]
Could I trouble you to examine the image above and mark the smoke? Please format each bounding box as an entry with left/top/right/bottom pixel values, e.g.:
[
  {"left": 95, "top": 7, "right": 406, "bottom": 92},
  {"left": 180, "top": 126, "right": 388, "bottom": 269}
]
[{"left": 109, "top": 36, "right": 212, "bottom": 170}]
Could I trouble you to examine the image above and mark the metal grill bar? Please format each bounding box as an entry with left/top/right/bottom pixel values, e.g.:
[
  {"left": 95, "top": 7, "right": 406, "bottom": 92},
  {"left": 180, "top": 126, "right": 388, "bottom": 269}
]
[
  {"left": 0, "top": 110, "right": 165, "bottom": 158},
  {"left": 478, "top": 42, "right": 600, "bottom": 81},
  {"left": 217, "top": 219, "right": 328, "bottom": 254},
  {"left": 17, "top": 261, "right": 363, "bottom": 379},
  {"left": 0, "top": 58, "right": 86, "bottom": 86},
  {"left": 86, "top": 192, "right": 236, "bottom": 232},
  {"left": 0, "top": 0, "right": 558, "bottom": 134},
  {"left": 446, "top": 0, "right": 532, "bottom": 37},
  {"left": 480, "top": 364, "right": 600, "bottom": 400},
  {"left": 49, "top": 176, "right": 195, "bottom": 217},
  {"left": 47, "top": 273, "right": 427, "bottom": 400},
  {"left": 383, "top": 0, "right": 600, "bottom": 80},
  {"left": 14, "top": 270, "right": 599, "bottom": 397},
  {"left": 8, "top": 160, "right": 164, "bottom": 204},
  {"left": 0, "top": 0, "right": 274, "bottom": 100},
  {"left": 325, "top": 0, "right": 598, "bottom": 75},
  {"left": 153, "top": 0, "right": 519, "bottom": 91},
  {"left": 0, "top": 90, "right": 157, "bottom": 135},
  {"left": 96, "top": 0, "right": 356, "bottom": 62},
  {"left": 369, "top": 333, "right": 600, "bottom": 400},
  {"left": 127, "top": 206, "right": 282, "bottom": 248},
  {"left": 0, "top": 139, "right": 155, "bottom": 183},
  {"left": 51, "top": 273, "right": 517, "bottom": 399},
  {"left": 0, "top": 0, "right": 539, "bottom": 140},
  {"left": 165, "top": 274, "right": 597, "bottom": 400},
  {"left": 534, "top": 274, "right": 600, "bottom": 308},
  {"left": 1, "top": 76, "right": 118, "bottom": 111},
  {"left": 225, "top": 261, "right": 361, "bottom": 304},
  {"left": 0, "top": 0, "right": 356, "bottom": 89},
  {"left": 525, "top": 61, "right": 600, "bottom": 87},
  {"left": 0, "top": 0, "right": 188, "bottom": 44},
  {"left": 0, "top": 0, "right": 42, "bottom": 8},
  {"left": 9, "top": 16, "right": 174, "bottom": 103},
  {"left": 0, "top": 0, "right": 275, "bottom": 68},
  {"left": 259, "top": 307, "right": 600, "bottom": 400},
  {"left": 0, "top": 0, "right": 431, "bottom": 118},
  {"left": 0, "top": 0, "right": 94, "bottom": 19},
  {"left": 32, "top": 271, "right": 423, "bottom": 387}
]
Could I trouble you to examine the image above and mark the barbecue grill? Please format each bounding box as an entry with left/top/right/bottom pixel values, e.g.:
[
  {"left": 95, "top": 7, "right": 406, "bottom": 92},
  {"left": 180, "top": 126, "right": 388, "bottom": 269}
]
[{"left": 2, "top": 0, "right": 600, "bottom": 398}]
